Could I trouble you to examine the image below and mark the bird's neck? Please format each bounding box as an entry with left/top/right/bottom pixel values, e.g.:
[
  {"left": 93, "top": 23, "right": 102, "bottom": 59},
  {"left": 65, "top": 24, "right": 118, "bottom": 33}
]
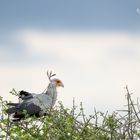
[
  {"left": 45, "top": 83, "right": 57, "bottom": 98},
  {"left": 45, "top": 83, "right": 57, "bottom": 106}
]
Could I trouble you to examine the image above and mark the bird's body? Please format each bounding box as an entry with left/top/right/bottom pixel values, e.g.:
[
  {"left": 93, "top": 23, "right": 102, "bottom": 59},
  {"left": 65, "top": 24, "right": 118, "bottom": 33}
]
[{"left": 6, "top": 71, "right": 64, "bottom": 121}]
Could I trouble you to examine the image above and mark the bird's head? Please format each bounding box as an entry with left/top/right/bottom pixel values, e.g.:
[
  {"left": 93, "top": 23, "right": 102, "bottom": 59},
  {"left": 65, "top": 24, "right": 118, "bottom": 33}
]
[
  {"left": 51, "top": 78, "right": 64, "bottom": 87},
  {"left": 47, "top": 71, "right": 64, "bottom": 88}
]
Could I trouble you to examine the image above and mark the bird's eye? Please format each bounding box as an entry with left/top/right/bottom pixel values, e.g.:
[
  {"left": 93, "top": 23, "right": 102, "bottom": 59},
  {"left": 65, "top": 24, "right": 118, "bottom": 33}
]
[{"left": 56, "top": 80, "right": 61, "bottom": 83}]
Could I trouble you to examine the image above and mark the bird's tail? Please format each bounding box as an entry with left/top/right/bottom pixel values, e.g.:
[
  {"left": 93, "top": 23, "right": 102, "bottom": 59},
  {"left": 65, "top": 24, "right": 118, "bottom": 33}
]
[
  {"left": 6, "top": 107, "right": 17, "bottom": 114},
  {"left": 6, "top": 102, "right": 19, "bottom": 114},
  {"left": 7, "top": 103, "right": 19, "bottom": 106},
  {"left": 6, "top": 108, "right": 23, "bottom": 122},
  {"left": 12, "top": 118, "right": 21, "bottom": 122}
]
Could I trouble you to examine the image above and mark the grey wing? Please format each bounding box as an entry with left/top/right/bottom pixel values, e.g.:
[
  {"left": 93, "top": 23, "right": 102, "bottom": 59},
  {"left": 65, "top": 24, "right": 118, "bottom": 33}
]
[
  {"left": 21, "top": 95, "right": 34, "bottom": 100},
  {"left": 16, "top": 102, "right": 42, "bottom": 116}
]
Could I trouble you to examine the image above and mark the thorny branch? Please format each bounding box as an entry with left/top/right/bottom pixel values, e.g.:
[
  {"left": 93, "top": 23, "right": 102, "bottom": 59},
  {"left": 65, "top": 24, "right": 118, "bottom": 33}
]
[{"left": 0, "top": 87, "right": 140, "bottom": 139}]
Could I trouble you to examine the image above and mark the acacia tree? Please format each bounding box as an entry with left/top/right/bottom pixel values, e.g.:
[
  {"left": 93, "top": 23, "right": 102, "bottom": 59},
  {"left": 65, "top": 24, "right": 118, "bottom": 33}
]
[{"left": 0, "top": 86, "right": 140, "bottom": 140}]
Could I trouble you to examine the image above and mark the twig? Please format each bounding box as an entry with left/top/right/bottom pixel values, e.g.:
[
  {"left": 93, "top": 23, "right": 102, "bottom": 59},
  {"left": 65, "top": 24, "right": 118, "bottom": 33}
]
[
  {"left": 5, "top": 115, "right": 12, "bottom": 140},
  {"left": 126, "top": 86, "right": 140, "bottom": 123}
]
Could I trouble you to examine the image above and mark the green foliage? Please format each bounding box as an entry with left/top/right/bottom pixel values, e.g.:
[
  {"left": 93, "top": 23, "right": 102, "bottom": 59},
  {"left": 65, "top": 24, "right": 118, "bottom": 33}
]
[{"left": 0, "top": 87, "right": 140, "bottom": 140}]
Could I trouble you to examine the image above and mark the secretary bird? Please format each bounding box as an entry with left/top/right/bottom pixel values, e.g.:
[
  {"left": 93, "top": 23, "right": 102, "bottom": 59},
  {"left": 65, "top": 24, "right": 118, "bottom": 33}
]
[{"left": 6, "top": 71, "right": 64, "bottom": 121}]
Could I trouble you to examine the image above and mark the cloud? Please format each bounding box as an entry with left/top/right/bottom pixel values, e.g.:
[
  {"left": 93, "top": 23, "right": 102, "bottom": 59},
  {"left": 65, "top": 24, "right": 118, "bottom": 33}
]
[
  {"left": 0, "top": 29, "right": 140, "bottom": 113},
  {"left": 19, "top": 29, "right": 140, "bottom": 63},
  {"left": 136, "top": 8, "right": 140, "bottom": 15},
  {"left": 19, "top": 30, "right": 140, "bottom": 57},
  {"left": 1, "top": 29, "right": 140, "bottom": 65}
]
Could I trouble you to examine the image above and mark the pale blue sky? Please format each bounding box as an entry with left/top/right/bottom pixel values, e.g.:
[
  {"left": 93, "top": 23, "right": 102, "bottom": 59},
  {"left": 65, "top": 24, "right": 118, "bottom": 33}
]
[{"left": 0, "top": 0, "right": 140, "bottom": 30}]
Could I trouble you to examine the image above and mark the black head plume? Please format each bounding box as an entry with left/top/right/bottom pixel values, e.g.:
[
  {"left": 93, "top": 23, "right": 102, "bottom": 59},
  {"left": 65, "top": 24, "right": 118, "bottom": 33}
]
[{"left": 47, "top": 70, "right": 56, "bottom": 81}]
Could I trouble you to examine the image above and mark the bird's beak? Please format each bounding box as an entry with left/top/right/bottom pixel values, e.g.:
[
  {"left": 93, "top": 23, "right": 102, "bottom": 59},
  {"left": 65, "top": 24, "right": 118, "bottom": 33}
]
[{"left": 60, "top": 82, "right": 64, "bottom": 88}]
